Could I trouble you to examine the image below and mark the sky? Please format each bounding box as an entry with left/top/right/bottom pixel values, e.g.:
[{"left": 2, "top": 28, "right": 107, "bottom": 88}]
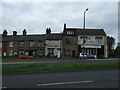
[{"left": 0, "top": 0, "right": 119, "bottom": 48}]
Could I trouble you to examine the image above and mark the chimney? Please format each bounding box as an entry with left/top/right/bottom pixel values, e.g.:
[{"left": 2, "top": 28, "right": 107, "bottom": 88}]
[
  {"left": 46, "top": 28, "right": 51, "bottom": 34},
  {"left": 13, "top": 31, "right": 17, "bottom": 36},
  {"left": 23, "top": 29, "right": 27, "bottom": 36},
  {"left": 64, "top": 23, "right": 66, "bottom": 30},
  {"left": 2, "top": 30, "right": 8, "bottom": 36}
]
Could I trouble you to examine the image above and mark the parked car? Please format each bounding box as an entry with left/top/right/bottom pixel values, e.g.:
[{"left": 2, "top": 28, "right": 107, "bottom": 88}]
[
  {"left": 86, "top": 54, "right": 95, "bottom": 59},
  {"left": 18, "top": 56, "right": 34, "bottom": 59},
  {"left": 79, "top": 53, "right": 87, "bottom": 59},
  {"left": 79, "top": 53, "right": 95, "bottom": 59}
]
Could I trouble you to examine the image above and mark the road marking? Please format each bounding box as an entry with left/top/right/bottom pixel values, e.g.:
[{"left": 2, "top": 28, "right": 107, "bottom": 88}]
[{"left": 36, "top": 80, "right": 93, "bottom": 87}]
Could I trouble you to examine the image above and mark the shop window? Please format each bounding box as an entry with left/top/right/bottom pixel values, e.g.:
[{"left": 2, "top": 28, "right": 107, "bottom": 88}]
[{"left": 9, "top": 42, "right": 13, "bottom": 48}]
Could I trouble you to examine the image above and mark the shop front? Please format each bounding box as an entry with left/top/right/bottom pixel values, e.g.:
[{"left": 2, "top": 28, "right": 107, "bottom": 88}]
[{"left": 78, "top": 45, "right": 104, "bottom": 58}]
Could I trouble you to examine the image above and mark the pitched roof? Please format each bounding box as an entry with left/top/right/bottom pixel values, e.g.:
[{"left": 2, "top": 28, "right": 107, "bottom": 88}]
[
  {"left": 64, "top": 28, "right": 106, "bottom": 36},
  {"left": 2, "top": 33, "right": 63, "bottom": 41},
  {"left": 77, "top": 29, "right": 106, "bottom": 36},
  {"left": 2, "top": 34, "right": 47, "bottom": 41},
  {"left": 45, "top": 33, "right": 62, "bottom": 40}
]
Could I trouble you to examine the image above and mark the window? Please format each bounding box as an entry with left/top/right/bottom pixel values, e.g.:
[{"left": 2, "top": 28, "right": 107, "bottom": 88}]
[
  {"left": 67, "top": 31, "right": 74, "bottom": 35},
  {"left": 65, "top": 38, "right": 71, "bottom": 44},
  {"left": 13, "top": 51, "right": 17, "bottom": 56},
  {"left": 64, "top": 50, "right": 71, "bottom": 56},
  {"left": 9, "top": 50, "right": 13, "bottom": 56},
  {"left": 4, "top": 51, "right": 6, "bottom": 56},
  {"left": 37, "top": 50, "right": 44, "bottom": 56},
  {"left": 19, "top": 41, "right": 24, "bottom": 47},
  {"left": 30, "top": 41, "right": 34, "bottom": 47},
  {"left": 9, "top": 42, "right": 13, "bottom": 48},
  {"left": 48, "top": 49, "right": 54, "bottom": 56},
  {"left": 47, "top": 40, "right": 53, "bottom": 47},
  {"left": 38, "top": 41, "right": 43, "bottom": 48},
  {"left": 25, "top": 52, "right": 29, "bottom": 56},
  {"left": 54, "top": 41, "right": 59, "bottom": 47},
  {"left": 19, "top": 51, "right": 24, "bottom": 56}
]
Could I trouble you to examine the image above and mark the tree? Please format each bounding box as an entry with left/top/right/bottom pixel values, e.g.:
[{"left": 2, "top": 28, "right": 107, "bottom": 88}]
[
  {"left": 114, "top": 42, "right": 120, "bottom": 58},
  {"left": 107, "top": 36, "right": 115, "bottom": 57}
]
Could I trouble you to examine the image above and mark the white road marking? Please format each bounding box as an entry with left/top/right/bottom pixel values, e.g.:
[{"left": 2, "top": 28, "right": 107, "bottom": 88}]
[
  {"left": 36, "top": 80, "right": 93, "bottom": 87},
  {"left": 2, "top": 87, "right": 7, "bottom": 88}
]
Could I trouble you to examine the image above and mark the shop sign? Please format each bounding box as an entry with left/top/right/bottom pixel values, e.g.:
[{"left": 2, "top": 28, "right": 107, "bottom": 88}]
[{"left": 81, "top": 45, "right": 101, "bottom": 48}]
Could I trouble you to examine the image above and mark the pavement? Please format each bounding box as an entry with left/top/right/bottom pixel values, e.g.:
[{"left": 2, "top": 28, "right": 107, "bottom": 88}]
[{"left": 2, "top": 69, "right": 119, "bottom": 88}]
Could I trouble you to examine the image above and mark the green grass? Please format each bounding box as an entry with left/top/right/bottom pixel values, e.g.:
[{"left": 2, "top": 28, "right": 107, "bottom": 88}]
[{"left": 2, "top": 62, "right": 119, "bottom": 74}]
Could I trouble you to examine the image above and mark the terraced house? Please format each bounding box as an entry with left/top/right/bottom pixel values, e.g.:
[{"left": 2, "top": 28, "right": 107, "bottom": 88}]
[{"left": 2, "top": 23, "right": 108, "bottom": 58}]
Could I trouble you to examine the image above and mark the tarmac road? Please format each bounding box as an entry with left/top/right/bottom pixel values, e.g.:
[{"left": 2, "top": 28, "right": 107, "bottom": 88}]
[{"left": 2, "top": 69, "right": 119, "bottom": 88}]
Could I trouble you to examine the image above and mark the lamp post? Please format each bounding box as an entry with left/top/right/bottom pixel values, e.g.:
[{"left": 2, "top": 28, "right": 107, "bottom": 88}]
[{"left": 83, "top": 8, "right": 89, "bottom": 59}]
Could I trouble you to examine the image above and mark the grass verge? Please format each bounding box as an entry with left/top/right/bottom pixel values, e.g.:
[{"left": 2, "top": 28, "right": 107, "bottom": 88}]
[{"left": 2, "top": 62, "right": 119, "bottom": 74}]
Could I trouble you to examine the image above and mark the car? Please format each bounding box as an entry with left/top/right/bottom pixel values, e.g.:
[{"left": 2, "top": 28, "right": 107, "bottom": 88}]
[
  {"left": 18, "top": 56, "right": 34, "bottom": 59},
  {"left": 79, "top": 53, "right": 95, "bottom": 59},
  {"left": 86, "top": 54, "right": 95, "bottom": 59},
  {"left": 79, "top": 53, "right": 87, "bottom": 59}
]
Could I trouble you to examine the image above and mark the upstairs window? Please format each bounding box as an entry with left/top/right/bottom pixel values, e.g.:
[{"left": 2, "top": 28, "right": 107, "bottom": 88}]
[
  {"left": 29, "top": 41, "right": 34, "bottom": 47},
  {"left": 19, "top": 41, "right": 24, "bottom": 47},
  {"left": 9, "top": 42, "right": 13, "bottom": 48},
  {"left": 54, "top": 40, "right": 59, "bottom": 47},
  {"left": 47, "top": 40, "right": 53, "bottom": 47},
  {"left": 38, "top": 41, "right": 43, "bottom": 48},
  {"left": 67, "top": 31, "right": 74, "bottom": 35}
]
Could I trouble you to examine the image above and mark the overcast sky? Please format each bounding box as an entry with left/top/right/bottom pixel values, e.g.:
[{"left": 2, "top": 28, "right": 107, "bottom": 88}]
[{"left": 0, "top": 1, "right": 119, "bottom": 47}]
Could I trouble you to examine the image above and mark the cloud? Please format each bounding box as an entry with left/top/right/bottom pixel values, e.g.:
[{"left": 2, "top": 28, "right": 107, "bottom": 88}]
[{"left": 1, "top": 2, "right": 118, "bottom": 47}]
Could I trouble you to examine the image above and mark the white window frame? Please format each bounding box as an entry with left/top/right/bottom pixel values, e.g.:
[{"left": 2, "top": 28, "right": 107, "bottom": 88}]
[
  {"left": 4, "top": 51, "right": 6, "bottom": 56},
  {"left": 30, "top": 41, "right": 34, "bottom": 47},
  {"left": 9, "top": 42, "right": 13, "bottom": 48}
]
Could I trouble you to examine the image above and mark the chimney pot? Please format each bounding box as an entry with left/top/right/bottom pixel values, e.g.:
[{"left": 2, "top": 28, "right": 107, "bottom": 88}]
[{"left": 13, "top": 31, "right": 17, "bottom": 36}]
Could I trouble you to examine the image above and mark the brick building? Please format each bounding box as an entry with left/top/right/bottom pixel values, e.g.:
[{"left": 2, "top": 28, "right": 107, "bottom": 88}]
[{"left": 2, "top": 23, "right": 108, "bottom": 58}]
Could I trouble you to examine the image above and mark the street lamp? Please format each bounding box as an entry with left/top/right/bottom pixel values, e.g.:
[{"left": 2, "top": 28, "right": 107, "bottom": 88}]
[
  {"left": 83, "top": 8, "right": 89, "bottom": 29},
  {"left": 83, "top": 8, "right": 89, "bottom": 59}
]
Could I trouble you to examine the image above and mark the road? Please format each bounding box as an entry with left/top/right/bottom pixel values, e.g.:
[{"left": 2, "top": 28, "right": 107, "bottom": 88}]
[
  {"left": 2, "top": 69, "right": 119, "bottom": 88},
  {"left": 2, "top": 58, "right": 119, "bottom": 66}
]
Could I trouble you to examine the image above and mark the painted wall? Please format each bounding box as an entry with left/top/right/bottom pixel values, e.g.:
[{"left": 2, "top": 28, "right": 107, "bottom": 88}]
[{"left": 45, "top": 40, "right": 62, "bottom": 57}]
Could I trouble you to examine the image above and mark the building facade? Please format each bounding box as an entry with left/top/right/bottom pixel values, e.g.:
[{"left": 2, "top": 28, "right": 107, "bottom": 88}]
[{"left": 2, "top": 24, "right": 108, "bottom": 58}]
